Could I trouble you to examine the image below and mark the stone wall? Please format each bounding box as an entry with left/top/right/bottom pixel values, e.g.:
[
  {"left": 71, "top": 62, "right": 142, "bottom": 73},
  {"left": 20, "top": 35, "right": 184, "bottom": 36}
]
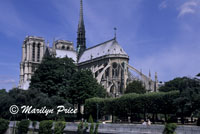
[{"left": 5, "top": 121, "right": 200, "bottom": 134}]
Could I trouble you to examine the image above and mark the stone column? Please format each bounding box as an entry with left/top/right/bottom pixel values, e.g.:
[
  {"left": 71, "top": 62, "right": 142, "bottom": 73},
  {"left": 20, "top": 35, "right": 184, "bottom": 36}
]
[
  {"left": 27, "top": 43, "right": 30, "bottom": 61},
  {"left": 35, "top": 42, "right": 38, "bottom": 62},
  {"left": 24, "top": 63, "right": 28, "bottom": 82},
  {"left": 30, "top": 43, "right": 32, "bottom": 61},
  {"left": 109, "top": 66, "right": 112, "bottom": 79},
  {"left": 22, "top": 45, "right": 25, "bottom": 61},
  {"left": 40, "top": 44, "right": 43, "bottom": 61},
  {"left": 20, "top": 63, "right": 23, "bottom": 76},
  {"left": 28, "top": 63, "right": 32, "bottom": 80},
  {"left": 124, "top": 62, "right": 128, "bottom": 89}
]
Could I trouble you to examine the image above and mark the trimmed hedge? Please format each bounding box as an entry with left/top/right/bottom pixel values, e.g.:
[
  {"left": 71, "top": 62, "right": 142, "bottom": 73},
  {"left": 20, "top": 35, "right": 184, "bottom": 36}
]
[
  {"left": 39, "top": 120, "right": 53, "bottom": 134},
  {"left": 54, "top": 121, "right": 66, "bottom": 134},
  {"left": 17, "top": 119, "right": 30, "bottom": 134},
  {"left": 0, "top": 118, "right": 9, "bottom": 134},
  {"left": 85, "top": 91, "right": 179, "bottom": 121},
  {"left": 163, "top": 123, "right": 177, "bottom": 134}
]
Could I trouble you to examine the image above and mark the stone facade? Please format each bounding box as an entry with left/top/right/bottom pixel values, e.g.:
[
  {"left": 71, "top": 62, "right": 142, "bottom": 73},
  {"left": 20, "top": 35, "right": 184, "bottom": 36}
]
[{"left": 19, "top": 36, "right": 45, "bottom": 89}]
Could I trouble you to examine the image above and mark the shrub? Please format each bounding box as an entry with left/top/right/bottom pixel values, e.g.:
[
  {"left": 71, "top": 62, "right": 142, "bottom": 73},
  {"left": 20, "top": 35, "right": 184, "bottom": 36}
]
[
  {"left": 89, "top": 115, "right": 94, "bottom": 134},
  {"left": 77, "top": 122, "right": 84, "bottom": 134},
  {"left": 94, "top": 123, "right": 99, "bottom": 134},
  {"left": 84, "top": 122, "right": 89, "bottom": 133},
  {"left": 88, "top": 115, "right": 93, "bottom": 123},
  {"left": 90, "top": 122, "right": 94, "bottom": 134},
  {"left": 163, "top": 123, "right": 177, "bottom": 134},
  {"left": 0, "top": 118, "right": 9, "bottom": 134},
  {"left": 17, "top": 119, "right": 30, "bottom": 134},
  {"left": 39, "top": 120, "right": 53, "bottom": 134},
  {"left": 54, "top": 121, "right": 66, "bottom": 134}
]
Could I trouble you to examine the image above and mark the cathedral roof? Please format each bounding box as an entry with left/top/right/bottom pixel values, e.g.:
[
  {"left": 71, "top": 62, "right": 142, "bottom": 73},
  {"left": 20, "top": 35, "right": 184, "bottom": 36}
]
[
  {"left": 55, "top": 49, "right": 77, "bottom": 62},
  {"left": 78, "top": 38, "right": 128, "bottom": 63}
]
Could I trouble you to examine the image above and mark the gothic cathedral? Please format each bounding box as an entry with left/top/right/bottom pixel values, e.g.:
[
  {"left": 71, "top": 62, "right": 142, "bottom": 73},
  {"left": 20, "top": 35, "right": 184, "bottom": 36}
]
[{"left": 19, "top": 0, "right": 158, "bottom": 96}]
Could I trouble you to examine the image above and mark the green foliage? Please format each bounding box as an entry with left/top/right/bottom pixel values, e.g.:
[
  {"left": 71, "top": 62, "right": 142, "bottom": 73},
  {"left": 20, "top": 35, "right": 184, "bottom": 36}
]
[
  {"left": 30, "top": 57, "right": 106, "bottom": 105},
  {"left": 197, "top": 73, "right": 200, "bottom": 77},
  {"left": 17, "top": 119, "right": 30, "bottom": 134},
  {"left": 54, "top": 121, "right": 66, "bottom": 134},
  {"left": 69, "top": 70, "right": 106, "bottom": 105},
  {"left": 30, "top": 56, "right": 77, "bottom": 98},
  {"left": 159, "top": 77, "right": 200, "bottom": 124},
  {"left": 85, "top": 91, "right": 179, "bottom": 122},
  {"left": 0, "top": 89, "right": 12, "bottom": 119},
  {"left": 159, "top": 77, "right": 200, "bottom": 93},
  {"left": 39, "top": 120, "right": 53, "bottom": 134},
  {"left": 90, "top": 122, "right": 94, "bottom": 134},
  {"left": 0, "top": 118, "right": 9, "bottom": 134},
  {"left": 77, "top": 122, "right": 84, "bottom": 134},
  {"left": 85, "top": 97, "right": 105, "bottom": 120},
  {"left": 94, "top": 123, "right": 99, "bottom": 134},
  {"left": 84, "top": 121, "right": 89, "bottom": 129},
  {"left": 125, "top": 80, "right": 146, "bottom": 94},
  {"left": 163, "top": 123, "right": 177, "bottom": 134},
  {"left": 89, "top": 115, "right": 94, "bottom": 123},
  {"left": 88, "top": 115, "right": 94, "bottom": 134}
]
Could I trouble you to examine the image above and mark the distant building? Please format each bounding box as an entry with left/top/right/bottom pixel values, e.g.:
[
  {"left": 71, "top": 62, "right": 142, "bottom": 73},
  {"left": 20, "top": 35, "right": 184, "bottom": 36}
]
[{"left": 19, "top": 0, "right": 158, "bottom": 96}]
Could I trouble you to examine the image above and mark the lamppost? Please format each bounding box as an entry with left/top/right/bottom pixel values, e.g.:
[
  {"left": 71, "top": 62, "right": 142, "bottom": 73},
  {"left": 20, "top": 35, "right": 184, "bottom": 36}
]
[{"left": 96, "top": 104, "right": 99, "bottom": 122}]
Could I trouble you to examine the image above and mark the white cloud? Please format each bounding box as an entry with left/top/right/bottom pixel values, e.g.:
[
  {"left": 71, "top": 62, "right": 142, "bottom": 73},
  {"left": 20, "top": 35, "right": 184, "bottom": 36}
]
[
  {"left": 159, "top": 1, "right": 168, "bottom": 9},
  {"left": 178, "top": 1, "right": 198, "bottom": 17},
  {"left": 132, "top": 42, "right": 200, "bottom": 82},
  {"left": 0, "top": 79, "right": 15, "bottom": 84}
]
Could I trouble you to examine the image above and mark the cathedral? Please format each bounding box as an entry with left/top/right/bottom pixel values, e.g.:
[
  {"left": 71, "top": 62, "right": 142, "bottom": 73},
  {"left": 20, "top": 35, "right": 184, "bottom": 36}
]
[{"left": 19, "top": 0, "right": 158, "bottom": 96}]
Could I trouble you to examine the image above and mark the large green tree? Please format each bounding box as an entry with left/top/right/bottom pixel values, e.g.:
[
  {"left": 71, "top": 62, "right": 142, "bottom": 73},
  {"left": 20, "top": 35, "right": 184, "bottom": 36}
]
[
  {"left": 69, "top": 70, "right": 106, "bottom": 105},
  {"left": 30, "top": 56, "right": 106, "bottom": 118},
  {"left": 30, "top": 56, "right": 77, "bottom": 98},
  {"left": 125, "top": 80, "right": 146, "bottom": 94},
  {"left": 159, "top": 77, "right": 200, "bottom": 124},
  {"left": 159, "top": 77, "right": 200, "bottom": 93}
]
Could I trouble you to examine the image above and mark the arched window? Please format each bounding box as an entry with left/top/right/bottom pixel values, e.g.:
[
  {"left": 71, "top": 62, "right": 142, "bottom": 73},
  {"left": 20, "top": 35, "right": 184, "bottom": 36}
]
[
  {"left": 32, "top": 43, "right": 35, "bottom": 61},
  {"left": 67, "top": 46, "right": 70, "bottom": 50},
  {"left": 62, "top": 46, "right": 65, "bottom": 50},
  {"left": 37, "top": 43, "right": 40, "bottom": 62}
]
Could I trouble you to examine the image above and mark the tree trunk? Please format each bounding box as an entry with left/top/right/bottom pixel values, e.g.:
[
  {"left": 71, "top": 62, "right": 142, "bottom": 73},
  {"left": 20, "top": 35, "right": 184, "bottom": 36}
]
[
  {"left": 181, "top": 107, "right": 184, "bottom": 124},
  {"left": 152, "top": 113, "right": 155, "bottom": 124},
  {"left": 164, "top": 113, "right": 167, "bottom": 122}
]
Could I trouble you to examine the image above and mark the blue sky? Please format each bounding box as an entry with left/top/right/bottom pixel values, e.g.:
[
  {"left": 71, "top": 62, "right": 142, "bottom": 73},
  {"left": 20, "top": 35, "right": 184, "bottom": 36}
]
[{"left": 0, "top": 0, "right": 200, "bottom": 90}]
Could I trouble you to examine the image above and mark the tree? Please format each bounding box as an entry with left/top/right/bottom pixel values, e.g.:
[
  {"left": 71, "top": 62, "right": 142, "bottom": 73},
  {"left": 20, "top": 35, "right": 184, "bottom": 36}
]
[
  {"left": 28, "top": 56, "right": 106, "bottom": 120},
  {"left": 160, "top": 77, "right": 200, "bottom": 124},
  {"left": 69, "top": 70, "right": 106, "bottom": 105},
  {"left": 69, "top": 70, "right": 106, "bottom": 119},
  {"left": 197, "top": 73, "right": 200, "bottom": 77},
  {"left": 159, "top": 77, "right": 200, "bottom": 93},
  {"left": 125, "top": 80, "right": 146, "bottom": 94},
  {"left": 159, "top": 77, "right": 183, "bottom": 92},
  {"left": 0, "top": 89, "right": 14, "bottom": 119},
  {"left": 30, "top": 56, "right": 77, "bottom": 98}
]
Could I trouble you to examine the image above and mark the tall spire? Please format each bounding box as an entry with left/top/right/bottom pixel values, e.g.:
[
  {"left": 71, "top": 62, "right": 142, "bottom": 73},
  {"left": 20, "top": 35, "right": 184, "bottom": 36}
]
[
  {"left": 77, "top": 0, "right": 86, "bottom": 60},
  {"left": 79, "top": 0, "right": 84, "bottom": 29}
]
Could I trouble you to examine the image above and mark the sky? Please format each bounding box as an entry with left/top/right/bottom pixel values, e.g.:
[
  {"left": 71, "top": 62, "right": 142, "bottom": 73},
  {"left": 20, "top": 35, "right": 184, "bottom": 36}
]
[{"left": 0, "top": 0, "right": 200, "bottom": 90}]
